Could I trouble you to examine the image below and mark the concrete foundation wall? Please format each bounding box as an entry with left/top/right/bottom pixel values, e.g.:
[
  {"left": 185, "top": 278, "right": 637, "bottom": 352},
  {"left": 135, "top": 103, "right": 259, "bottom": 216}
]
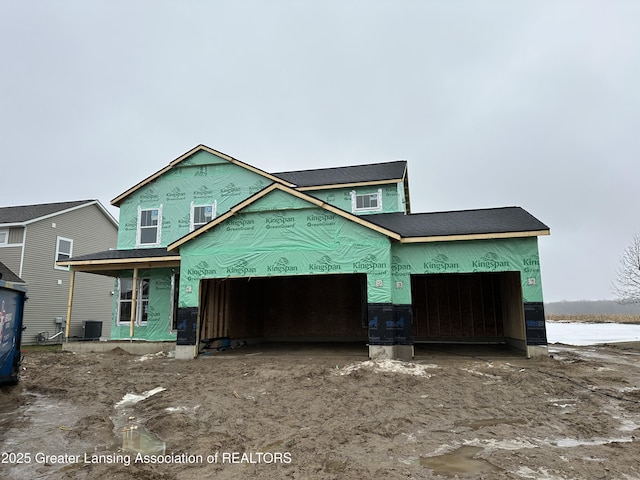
[{"left": 369, "top": 344, "right": 414, "bottom": 361}]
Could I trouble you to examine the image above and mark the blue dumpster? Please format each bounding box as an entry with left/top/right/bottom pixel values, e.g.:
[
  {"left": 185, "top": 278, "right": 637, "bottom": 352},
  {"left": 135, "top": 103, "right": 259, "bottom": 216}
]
[{"left": 0, "top": 278, "right": 28, "bottom": 385}]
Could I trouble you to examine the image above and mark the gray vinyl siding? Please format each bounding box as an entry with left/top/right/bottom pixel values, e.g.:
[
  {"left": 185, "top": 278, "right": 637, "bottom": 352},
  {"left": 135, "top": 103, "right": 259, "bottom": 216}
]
[
  {"left": 19, "top": 204, "right": 117, "bottom": 344},
  {"left": 0, "top": 245, "right": 23, "bottom": 278}
]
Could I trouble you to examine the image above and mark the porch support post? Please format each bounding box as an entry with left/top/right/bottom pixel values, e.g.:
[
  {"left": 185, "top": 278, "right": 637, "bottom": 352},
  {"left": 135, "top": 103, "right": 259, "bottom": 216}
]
[
  {"left": 64, "top": 269, "right": 76, "bottom": 341},
  {"left": 130, "top": 267, "right": 139, "bottom": 339}
]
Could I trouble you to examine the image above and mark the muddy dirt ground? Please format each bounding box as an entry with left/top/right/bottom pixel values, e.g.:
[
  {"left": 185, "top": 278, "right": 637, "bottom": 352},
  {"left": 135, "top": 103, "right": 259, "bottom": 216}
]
[{"left": 1, "top": 342, "right": 639, "bottom": 479}]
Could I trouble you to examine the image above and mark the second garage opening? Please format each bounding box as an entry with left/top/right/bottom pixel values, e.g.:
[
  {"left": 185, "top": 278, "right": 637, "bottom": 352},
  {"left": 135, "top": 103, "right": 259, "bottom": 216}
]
[{"left": 411, "top": 272, "right": 525, "bottom": 345}]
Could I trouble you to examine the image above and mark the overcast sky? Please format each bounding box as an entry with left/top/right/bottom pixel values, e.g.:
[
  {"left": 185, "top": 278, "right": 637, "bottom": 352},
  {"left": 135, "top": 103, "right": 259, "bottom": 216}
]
[{"left": 1, "top": 1, "right": 638, "bottom": 302}]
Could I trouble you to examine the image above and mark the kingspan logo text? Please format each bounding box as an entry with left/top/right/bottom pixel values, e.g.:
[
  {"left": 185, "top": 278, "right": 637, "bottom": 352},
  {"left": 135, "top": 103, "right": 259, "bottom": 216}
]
[
  {"left": 265, "top": 215, "right": 295, "bottom": 228},
  {"left": 227, "top": 261, "right": 257, "bottom": 275},
  {"left": 227, "top": 218, "right": 255, "bottom": 228},
  {"left": 166, "top": 187, "right": 186, "bottom": 200},
  {"left": 472, "top": 259, "right": 509, "bottom": 269},
  {"left": 424, "top": 260, "right": 459, "bottom": 270},
  {"left": 249, "top": 180, "right": 266, "bottom": 194},
  {"left": 187, "top": 261, "right": 217, "bottom": 277},
  {"left": 424, "top": 254, "right": 459, "bottom": 271},
  {"left": 354, "top": 255, "right": 387, "bottom": 271},
  {"left": 392, "top": 264, "right": 411, "bottom": 273},
  {"left": 523, "top": 258, "right": 540, "bottom": 266},
  {"left": 178, "top": 214, "right": 190, "bottom": 228},
  {"left": 140, "top": 189, "right": 160, "bottom": 201},
  {"left": 193, "top": 185, "right": 213, "bottom": 199},
  {"left": 307, "top": 213, "right": 336, "bottom": 223},
  {"left": 391, "top": 255, "right": 411, "bottom": 273},
  {"left": 221, "top": 183, "right": 241, "bottom": 197},
  {"left": 125, "top": 218, "right": 137, "bottom": 231},
  {"left": 267, "top": 257, "right": 298, "bottom": 274},
  {"left": 472, "top": 253, "right": 509, "bottom": 270},
  {"left": 309, "top": 255, "right": 341, "bottom": 273}
]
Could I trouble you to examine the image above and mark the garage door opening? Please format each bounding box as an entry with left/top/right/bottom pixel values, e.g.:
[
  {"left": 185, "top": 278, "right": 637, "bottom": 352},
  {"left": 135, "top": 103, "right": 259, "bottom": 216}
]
[
  {"left": 198, "top": 273, "right": 368, "bottom": 348},
  {"left": 411, "top": 272, "right": 525, "bottom": 346}
]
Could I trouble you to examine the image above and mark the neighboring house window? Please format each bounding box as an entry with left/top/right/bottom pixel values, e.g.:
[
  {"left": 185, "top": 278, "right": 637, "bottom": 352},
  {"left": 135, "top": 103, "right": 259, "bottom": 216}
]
[
  {"left": 54, "top": 236, "right": 73, "bottom": 270},
  {"left": 137, "top": 206, "right": 162, "bottom": 246},
  {"left": 0, "top": 229, "right": 7, "bottom": 245},
  {"left": 190, "top": 202, "right": 216, "bottom": 231},
  {"left": 351, "top": 189, "right": 383, "bottom": 213},
  {"left": 117, "top": 277, "right": 150, "bottom": 325}
]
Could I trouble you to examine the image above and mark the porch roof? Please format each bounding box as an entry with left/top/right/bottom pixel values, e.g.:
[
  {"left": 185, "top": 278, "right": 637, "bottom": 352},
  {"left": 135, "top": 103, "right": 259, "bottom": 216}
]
[{"left": 57, "top": 247, "right": 180, "bottom": 275}]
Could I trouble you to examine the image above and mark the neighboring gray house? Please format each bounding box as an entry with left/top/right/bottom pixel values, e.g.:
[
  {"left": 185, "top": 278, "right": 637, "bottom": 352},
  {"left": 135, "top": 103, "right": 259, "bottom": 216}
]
[{"left": 0, "top": 200, "right": 118, "bottom": 344}]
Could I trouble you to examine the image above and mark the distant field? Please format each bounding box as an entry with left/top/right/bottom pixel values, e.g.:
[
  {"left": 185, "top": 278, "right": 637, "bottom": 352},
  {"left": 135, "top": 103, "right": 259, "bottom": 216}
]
[{"left": 546, "top": 314, "right": 640, "bottom": 324}]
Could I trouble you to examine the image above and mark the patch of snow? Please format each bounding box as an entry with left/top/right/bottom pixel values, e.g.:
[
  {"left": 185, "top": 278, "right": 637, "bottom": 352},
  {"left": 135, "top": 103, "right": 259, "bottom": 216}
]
[
  {"left": 620, "top": 386, "right": 640, "bottom": 393},
  {"left": 460, "top": 368, "right": 502, "bottom": 379},
  {"left": 115, "top": 387, "right": 166, "bottom": 408},
  {"left": 137, "top": 351, "right": 172, "bottom": 362},
  {"left": 336, "top": 359, "right": 439, "bottom": 377},
  {"left": 515, "top": 466, "right": 572, "bottom": 480},
  {"left": 546, "top": 322, "right": 640, "bottom": 346},
  {"left": 618, "top": 420, "right": 640, "bottom": 432},
  {"left": 555, "top": 437, "right": 633, "bottom": 447},
  {"left": 463, "top": 438, "right": 539, "bottom": 451}
]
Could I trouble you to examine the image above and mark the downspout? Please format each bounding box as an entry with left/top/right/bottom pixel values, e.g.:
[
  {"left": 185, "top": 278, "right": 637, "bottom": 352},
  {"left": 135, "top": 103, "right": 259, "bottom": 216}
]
[{"left": 19, "top": 225, "right": 27, "bottom": 278}]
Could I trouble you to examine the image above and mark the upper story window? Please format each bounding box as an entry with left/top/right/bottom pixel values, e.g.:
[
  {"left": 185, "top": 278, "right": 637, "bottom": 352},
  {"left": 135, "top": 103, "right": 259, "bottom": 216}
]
[
  {"left": 190, "top": 202, "right": 217, "bottom": 231},
  {"left": 351, "top": 189, "right": 383, "bottom": 213},
  {"left": 54, "top": 236, "right": 73, "bottom": 271},
  {"left": 0, "top": 229, "right": 7, "bottom": 245},
  {"left": 137, "top": 206, "right": 162, "bottom": 246}
]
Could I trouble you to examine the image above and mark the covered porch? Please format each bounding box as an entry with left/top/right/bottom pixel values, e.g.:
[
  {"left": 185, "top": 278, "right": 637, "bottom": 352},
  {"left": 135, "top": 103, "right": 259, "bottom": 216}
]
[{"left": 56, "top": 248, "right": 181, "bottom": 342}]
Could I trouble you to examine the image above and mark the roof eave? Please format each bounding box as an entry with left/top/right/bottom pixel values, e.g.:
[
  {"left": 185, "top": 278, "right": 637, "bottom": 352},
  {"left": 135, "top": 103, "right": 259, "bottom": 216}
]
[
  {"left": 399, "top": 229, "right": 550, "bottom": 243},
  {"left": 0, "top": 221, "right": 27, "bottom": 228},
  {"left": 296, "top": 178, "right": 404, "bottom": 191},
  {"left": 57, "top": 255, "right": 181, "bottom": 275}
]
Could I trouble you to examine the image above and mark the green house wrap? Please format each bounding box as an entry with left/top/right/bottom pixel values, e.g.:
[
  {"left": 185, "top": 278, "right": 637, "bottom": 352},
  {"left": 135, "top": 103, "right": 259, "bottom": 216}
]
[
  {"left": 177, "top": 191, "right": 396, "bottom": 307},
  {"left": 58, "top": 144, "right": 550, "bottom": 357}
]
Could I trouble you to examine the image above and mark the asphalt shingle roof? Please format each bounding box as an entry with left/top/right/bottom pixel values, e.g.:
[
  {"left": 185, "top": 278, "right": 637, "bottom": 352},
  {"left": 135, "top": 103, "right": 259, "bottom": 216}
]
[
  {"left": 65, "top": 248, "right": 179, "bottom": 263},
  {"left": 273, "top": 161, "right": 407, "bottom": 187},
  {"left": 0, "top": 200, "right": 95, "bottom": 224},
  {"left": 367, "top": 207, "right": 549, "bottom": 238}
]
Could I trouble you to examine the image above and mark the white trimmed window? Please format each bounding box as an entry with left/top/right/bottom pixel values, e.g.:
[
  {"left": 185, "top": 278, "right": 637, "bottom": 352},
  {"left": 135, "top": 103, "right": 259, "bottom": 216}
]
[
  {"left": 0, "top": 229, "right": 7, "bottom": 245},
  {"left": 351, "top": 189, "right": 383, "bottom": 213},
  {"left": 190, "top": 201, "right": 216, "bottom": 231},
  {"left": 137, "top": 206, "right": 162, "bottom": 246},
  {"left": 54, "top": 236, "right": 73, "bottom": 270},
  {"left": 117, "top": 277, "right": 150, "bottom": 325}
]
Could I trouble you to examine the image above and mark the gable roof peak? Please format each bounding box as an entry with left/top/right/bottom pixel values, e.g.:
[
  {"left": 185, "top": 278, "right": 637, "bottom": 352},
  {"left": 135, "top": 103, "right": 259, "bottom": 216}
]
[
  {"left": 168, "top": 181, "right": 401, "bottom": 251},
  {"left": 111, "top": 144, "right": 294, "bottom": 207}
]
